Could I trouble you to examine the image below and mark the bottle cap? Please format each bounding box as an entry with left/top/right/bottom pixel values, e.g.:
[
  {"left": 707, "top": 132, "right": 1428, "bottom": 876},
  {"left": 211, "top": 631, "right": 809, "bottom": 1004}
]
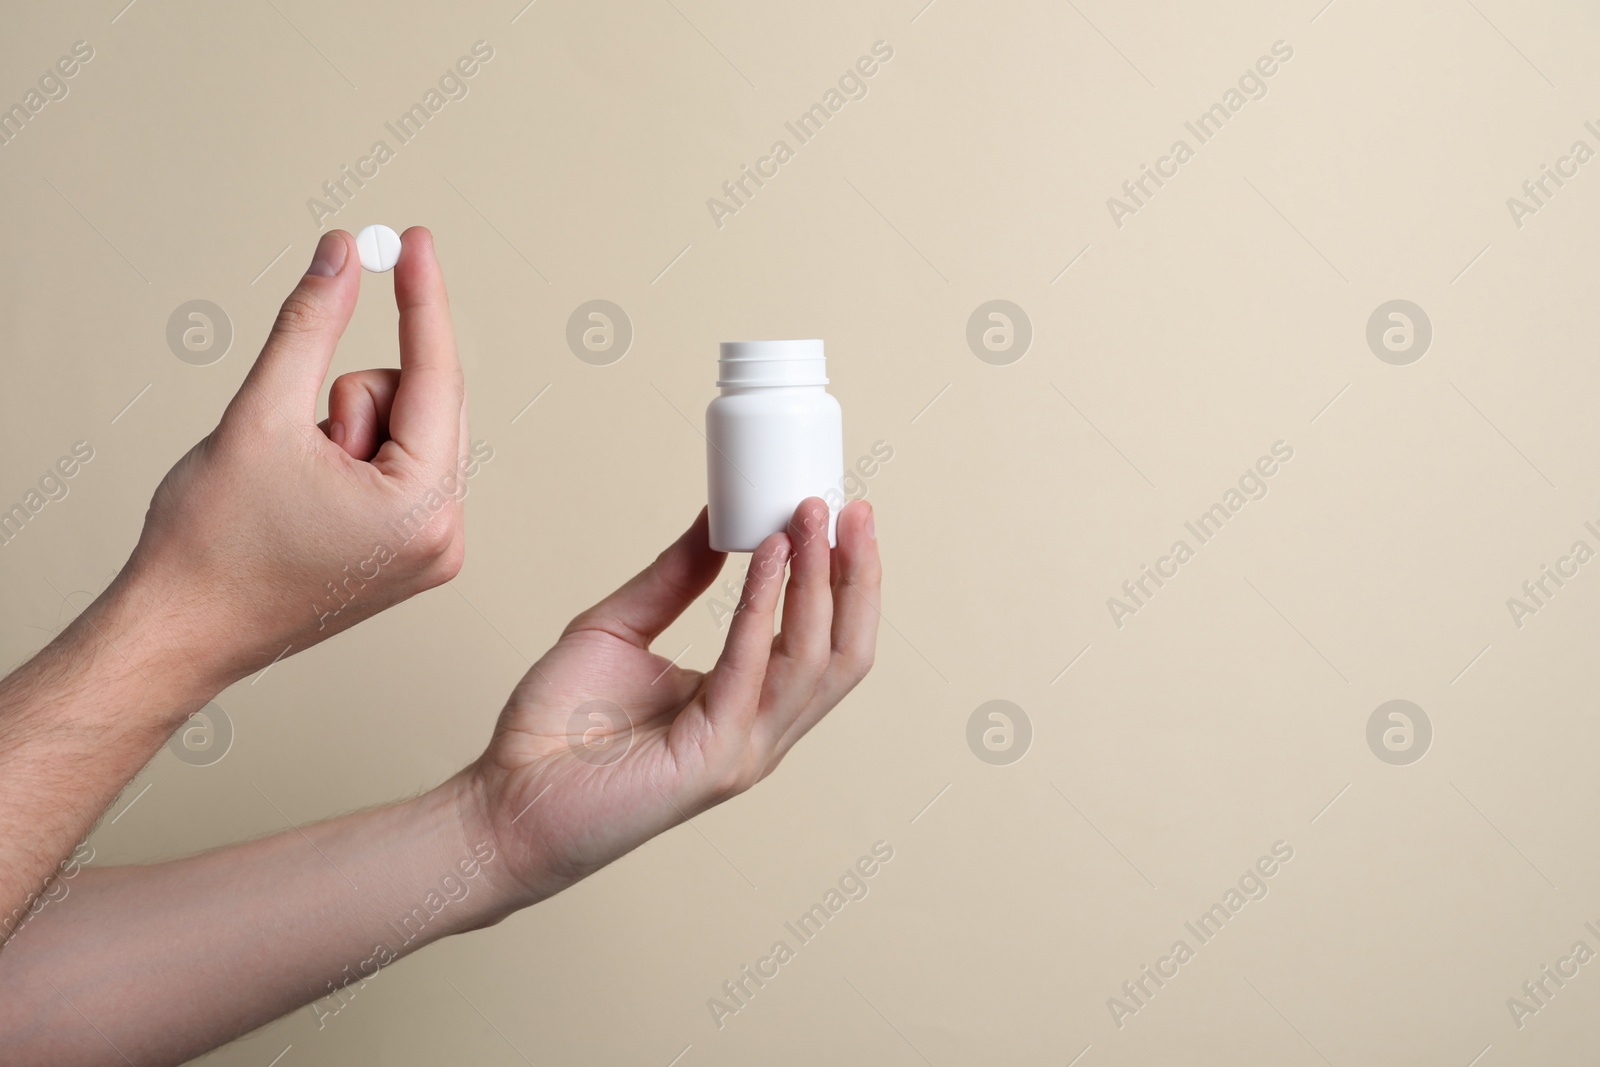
[{"left": 718, "top": 339, "right": 828, "bottom": 387}]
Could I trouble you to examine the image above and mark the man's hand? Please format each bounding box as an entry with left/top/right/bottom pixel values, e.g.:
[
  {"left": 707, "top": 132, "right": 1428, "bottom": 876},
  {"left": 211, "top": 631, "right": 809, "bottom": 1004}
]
[
  {"left": 120, "top": 226, "right": 470, "bottom": 698},
  {"left": 0, "top": 227, "right": 469, "bottom": 944},
  {"left": 463, "top": 496, "right": 881, "bottom": 905}
]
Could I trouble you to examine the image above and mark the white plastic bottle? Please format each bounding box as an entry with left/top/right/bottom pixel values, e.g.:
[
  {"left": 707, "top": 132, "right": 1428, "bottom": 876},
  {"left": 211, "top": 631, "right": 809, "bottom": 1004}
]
[{"left": 706, "top": 339, "right": 843, "bottom": 552}]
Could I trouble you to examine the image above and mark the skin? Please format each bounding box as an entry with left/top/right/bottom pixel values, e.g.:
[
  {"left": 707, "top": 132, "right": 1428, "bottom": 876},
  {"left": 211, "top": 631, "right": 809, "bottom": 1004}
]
[
  {"left": 0, "top": 229, "right": 882, "bottom": 1065},
  {"left": 0, "top": 227, "right": 470, "bottom": 935}
]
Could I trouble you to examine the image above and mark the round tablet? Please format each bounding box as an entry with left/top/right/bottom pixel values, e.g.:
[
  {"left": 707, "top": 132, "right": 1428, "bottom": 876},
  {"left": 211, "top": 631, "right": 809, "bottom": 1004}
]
[{"left": 355, "top": 224, "right": 402, "bottom": 272}]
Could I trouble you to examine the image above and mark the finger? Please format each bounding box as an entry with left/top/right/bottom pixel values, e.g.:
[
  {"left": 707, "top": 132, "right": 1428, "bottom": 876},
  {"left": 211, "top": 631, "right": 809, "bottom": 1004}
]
[
  {"left": 774, "top": 500, "right": 880, "bottom": 758},
  {"left": 386, "top": 226, "right": 464, "bottom": 467},
  {"left": 704, "top": 532, "right": 791, "bottom": 736},
  {"left": 822, "top": 499, "right": 881, "bottom": 693},
  {"left": 563, "top": 508, "right": 725, "bottom": 648},
  {"left": 754, "top": 499, "right": 834, "bottom": 746},
  {"left": 321, "top": 369, "right": 401, "bottom": 461},
  {"left": 773, "top": 498, "right": 834, "bottom": 666},
  {"left": 238, "top": 231, "right": 360, "bottom": 419}
]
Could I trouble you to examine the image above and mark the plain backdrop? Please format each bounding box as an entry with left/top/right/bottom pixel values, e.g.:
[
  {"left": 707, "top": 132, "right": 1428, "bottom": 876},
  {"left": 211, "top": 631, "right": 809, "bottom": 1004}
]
[{"left": 4, "top": 1, "right": 1600, "bottom": 1064}]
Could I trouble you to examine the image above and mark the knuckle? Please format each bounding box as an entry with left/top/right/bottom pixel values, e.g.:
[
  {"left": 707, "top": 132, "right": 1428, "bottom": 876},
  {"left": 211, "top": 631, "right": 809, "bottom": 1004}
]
[
  {"left": 561, "top": 608, "right": 598, "bottom": 637},
  {"left": 273, "top": 291, "right": 328, "bottom": 336},
  {"left": 793, "top": 511, "right": 828, "bottom": 545},
  {"left": 707, "top": 759, "right": 756, "bottom": 802},
  {"left": 437, "top": 534, "right": 466, "bottom": 581},
  {"left": 835, "top": 646, "right": 874, "bottom": 681},
  {"left": 796, "top": 645, "right": 831, "bottom": 677},
  {"left": 419, "top": 527, "right": 465, "bottom": 585},
  {"left": 755, "top": 757, "right": 782, "bottom": 784},
  {"left": 329, "top": 371, "right": 360, "bottom": 400}
]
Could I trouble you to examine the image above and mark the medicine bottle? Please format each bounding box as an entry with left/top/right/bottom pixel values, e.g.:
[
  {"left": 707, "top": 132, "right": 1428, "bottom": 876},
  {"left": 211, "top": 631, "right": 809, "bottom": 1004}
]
[{"left": 706, "top": 339, "right": 843, "bottom": 553}]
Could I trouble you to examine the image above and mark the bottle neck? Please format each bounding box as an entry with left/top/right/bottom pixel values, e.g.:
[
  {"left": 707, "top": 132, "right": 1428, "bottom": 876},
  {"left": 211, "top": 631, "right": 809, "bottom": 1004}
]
[
  {"left": 716, "top": 352, "right": 828, "bottom": 390},
  {"left": 717, "top": 383, "right": 826, "bottom": 396}
]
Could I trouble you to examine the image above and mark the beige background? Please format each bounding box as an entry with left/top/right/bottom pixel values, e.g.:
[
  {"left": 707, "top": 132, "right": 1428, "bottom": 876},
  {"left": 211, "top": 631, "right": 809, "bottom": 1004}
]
[{"left": 3, "top": 0, "right": 1599, "bottom": 1063}]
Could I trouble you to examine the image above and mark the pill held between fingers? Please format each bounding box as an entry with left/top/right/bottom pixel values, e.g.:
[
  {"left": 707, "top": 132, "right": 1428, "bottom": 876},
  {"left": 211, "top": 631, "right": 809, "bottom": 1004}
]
[{"left": 356, "top": 224, "right": 402, "bottom": 272}]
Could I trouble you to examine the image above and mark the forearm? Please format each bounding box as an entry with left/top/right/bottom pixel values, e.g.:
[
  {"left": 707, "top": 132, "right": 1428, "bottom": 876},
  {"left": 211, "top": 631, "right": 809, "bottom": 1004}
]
[
  {"left": 0, "top": 573, "right": 216, "bottom": 932},
  {"left": 0, "top": 770, "right": 514, "bottom": 1066}
]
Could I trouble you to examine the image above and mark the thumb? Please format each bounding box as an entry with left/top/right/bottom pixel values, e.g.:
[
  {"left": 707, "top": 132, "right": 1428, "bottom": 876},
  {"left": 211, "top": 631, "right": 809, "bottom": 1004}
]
[
  {"left": 562, "top": 509, "right": 724, "bottom": 649},
  {"left": 237, "top": 230, "right": 361, "bottom": 418}
]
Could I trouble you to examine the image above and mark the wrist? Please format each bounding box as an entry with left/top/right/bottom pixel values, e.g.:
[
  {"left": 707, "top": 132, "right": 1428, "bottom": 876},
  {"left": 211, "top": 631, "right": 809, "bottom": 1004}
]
[
  {"left": 66, "top": 568, "right": 225, "bottom": 730},
  {"left": 430, "top": 766, "right": 538, "bottom": 929},
  {"left": 21, "top": 567, "right": 222, "bottom": 743}
]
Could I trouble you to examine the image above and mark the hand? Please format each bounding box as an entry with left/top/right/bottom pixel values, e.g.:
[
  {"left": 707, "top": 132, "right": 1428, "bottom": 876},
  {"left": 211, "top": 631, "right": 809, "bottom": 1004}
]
[
  {"left": 110, "top": 227, "right": 471, "bottom": 701},
  {"left": 462, "top": 497, "right": 881, "bottom": 904}
]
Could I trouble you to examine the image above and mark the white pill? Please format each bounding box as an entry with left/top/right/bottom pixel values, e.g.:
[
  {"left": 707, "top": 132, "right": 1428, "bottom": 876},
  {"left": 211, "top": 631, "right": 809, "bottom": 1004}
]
[{"left": 356, "top": 224, "right": 402, "bottom": 272}]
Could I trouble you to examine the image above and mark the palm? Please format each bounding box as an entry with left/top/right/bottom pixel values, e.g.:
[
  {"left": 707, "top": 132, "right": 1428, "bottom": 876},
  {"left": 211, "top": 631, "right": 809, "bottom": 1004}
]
[
  {"left": 468, "top": 503, "right": 880, "bottom": 904},
  {"left": 484, "top": 628, "right": 715, "bottom": 891}
]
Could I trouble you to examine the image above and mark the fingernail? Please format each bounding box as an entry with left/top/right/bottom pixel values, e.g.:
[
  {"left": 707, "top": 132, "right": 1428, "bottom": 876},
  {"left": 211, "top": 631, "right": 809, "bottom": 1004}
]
[
  {"left": 329, "top": 420, "right": 346, "bottom": 446},
  {"left": 307, "top": 232, "right": 347, "bottom": 277},
  {"left": 864, "top": 503, "right": 875, "bottom": 540}
]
